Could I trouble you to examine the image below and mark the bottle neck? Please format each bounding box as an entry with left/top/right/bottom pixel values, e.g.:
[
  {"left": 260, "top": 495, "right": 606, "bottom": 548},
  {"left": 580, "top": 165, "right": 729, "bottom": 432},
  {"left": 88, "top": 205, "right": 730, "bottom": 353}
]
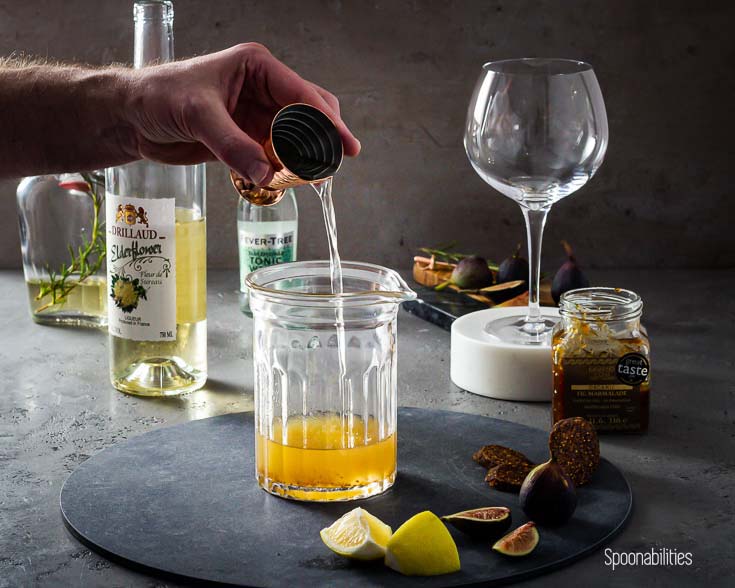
[{"left": 133, "top": 1, "right": 174, "bottom": 69}]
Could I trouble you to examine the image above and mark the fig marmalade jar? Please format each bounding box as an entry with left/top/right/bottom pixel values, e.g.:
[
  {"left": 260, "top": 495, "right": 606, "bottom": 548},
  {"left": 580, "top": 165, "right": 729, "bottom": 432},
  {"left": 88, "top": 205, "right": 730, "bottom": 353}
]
[{"left": 552, "top": 288, "right": 651, "bottom": 433}]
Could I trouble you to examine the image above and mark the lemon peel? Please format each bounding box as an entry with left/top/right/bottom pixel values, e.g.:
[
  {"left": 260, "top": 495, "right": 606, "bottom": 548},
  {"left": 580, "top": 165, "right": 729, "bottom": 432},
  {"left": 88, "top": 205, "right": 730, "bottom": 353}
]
[{"left": 384, "top": 511, "right": 460, "bottom": 576}]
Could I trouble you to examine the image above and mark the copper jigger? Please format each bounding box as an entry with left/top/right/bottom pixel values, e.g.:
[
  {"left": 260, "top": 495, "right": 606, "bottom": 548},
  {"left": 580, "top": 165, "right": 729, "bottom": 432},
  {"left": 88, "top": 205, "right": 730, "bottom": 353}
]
[{"left": 230, "top": 103, "right": 343, "bottom": 206}]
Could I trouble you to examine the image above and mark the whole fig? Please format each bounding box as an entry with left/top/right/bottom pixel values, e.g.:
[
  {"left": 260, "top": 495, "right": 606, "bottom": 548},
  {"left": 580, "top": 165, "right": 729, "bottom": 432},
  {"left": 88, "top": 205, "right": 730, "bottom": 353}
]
[
  {"left": 519, "top": 459, "right": 577, "bottom": 527},
  {"left": 497, "top": 244, "right": 529, "bottom": 284},
  {"left": 551, "top": 241, "right": 590, "bottom": 304},
  {"left": 451, "top": 255, "right": 494, "bottom": 289}
]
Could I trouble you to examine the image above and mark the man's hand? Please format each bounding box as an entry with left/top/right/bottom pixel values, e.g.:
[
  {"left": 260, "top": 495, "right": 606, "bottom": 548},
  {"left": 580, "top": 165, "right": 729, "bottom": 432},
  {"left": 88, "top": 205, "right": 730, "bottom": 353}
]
[
  {"left": 0, "top": 45, "right": 360, "bottom": 181},
  {"left": 125, "top": 43, "right": 360, "bottom": 186}
]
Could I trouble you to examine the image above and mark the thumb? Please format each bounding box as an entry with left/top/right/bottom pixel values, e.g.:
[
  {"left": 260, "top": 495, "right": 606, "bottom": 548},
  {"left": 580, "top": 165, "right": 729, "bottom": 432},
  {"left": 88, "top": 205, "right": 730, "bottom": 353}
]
[{"left": 189, "top": 103, "right": 274, "bottom": 186}]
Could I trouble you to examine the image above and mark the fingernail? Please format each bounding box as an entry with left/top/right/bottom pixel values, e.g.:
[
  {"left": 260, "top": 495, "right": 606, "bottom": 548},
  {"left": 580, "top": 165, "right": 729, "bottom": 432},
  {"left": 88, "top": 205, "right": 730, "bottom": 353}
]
[{"left": 249, "top": 161, "right": 272, "bottom": 186}]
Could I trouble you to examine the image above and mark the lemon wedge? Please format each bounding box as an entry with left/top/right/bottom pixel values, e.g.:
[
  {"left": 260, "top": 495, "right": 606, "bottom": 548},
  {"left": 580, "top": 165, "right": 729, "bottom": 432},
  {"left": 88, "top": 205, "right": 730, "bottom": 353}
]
[
  {"left": 320, "top": 507, "right": 393, "bottom": 560},
  {"left": 384, "top": 511, "right": 461, "bottom": 576}
]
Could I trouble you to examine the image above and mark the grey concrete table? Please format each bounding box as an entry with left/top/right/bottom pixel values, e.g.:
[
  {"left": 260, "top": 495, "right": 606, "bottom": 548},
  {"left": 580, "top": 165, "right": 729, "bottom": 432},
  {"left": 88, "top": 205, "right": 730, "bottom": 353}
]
[{"left": 1, "top": 269, "right": 733, "bottom": 588}]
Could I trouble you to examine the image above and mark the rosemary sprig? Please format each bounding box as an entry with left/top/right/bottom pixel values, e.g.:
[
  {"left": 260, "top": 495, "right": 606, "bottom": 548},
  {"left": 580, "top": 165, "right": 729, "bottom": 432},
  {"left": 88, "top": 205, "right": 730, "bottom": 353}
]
[
  {"left": 419, "top": 244, "right": 468, "bottom": 263},
  {"left": 35, "top": 172, "right": 106, "bottom": 313},
  {"left": 420, "top": 243, "right": 500, "bottom": 271}
]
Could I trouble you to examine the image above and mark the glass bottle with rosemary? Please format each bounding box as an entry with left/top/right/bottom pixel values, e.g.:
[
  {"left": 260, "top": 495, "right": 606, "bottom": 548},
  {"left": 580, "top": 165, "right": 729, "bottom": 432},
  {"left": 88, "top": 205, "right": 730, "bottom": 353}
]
[{"left": 16, "top": 172, "right": 107, "bottom": 327}]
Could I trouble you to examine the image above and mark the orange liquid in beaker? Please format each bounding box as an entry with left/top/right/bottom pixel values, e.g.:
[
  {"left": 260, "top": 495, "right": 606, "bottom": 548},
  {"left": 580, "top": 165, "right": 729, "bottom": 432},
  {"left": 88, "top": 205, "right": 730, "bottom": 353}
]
[{"left": 256, "top": 413, "right": 397, "bottom": 501}]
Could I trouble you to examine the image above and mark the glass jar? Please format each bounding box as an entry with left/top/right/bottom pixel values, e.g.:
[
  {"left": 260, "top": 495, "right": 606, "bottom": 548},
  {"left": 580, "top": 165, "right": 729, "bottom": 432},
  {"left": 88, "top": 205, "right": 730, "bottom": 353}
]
[
  {"left": 247, "top": 261, "right": 416, "bottom": 501},
  {"left": 16, "top": 172, "right": 107, "bottom": 327},
  {"left": 552, "top": 287, "right": 651, "bottom": 432}
]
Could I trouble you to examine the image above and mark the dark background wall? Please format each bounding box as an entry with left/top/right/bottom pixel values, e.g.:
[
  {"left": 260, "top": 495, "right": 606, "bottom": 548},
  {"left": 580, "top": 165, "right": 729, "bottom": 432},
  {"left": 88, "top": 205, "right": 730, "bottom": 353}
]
[{"left": 0, "top": 0, "right": 732, "bottom": 270}]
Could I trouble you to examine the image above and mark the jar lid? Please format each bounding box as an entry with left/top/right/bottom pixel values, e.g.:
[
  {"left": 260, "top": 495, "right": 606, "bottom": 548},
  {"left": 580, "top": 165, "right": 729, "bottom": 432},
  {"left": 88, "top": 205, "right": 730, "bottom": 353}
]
[{"left": 559, "top": 287, "right": 642, "bottom": 321}]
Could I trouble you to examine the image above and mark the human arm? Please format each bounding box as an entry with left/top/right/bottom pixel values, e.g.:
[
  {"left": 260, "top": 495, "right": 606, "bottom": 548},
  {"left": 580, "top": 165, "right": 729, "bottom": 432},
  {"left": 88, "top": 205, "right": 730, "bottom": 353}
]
[{"left": 0, "top": 44, "right": 360, "bottom": 183}]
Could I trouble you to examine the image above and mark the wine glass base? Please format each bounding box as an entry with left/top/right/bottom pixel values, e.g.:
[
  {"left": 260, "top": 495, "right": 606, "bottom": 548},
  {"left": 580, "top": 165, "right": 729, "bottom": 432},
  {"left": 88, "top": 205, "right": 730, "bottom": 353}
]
[
  {"left": 483, "top": 314, "right": 558, "bottom": 346},
  {"left": 451, "top": 307, "right": 560, "bottom": 401}
]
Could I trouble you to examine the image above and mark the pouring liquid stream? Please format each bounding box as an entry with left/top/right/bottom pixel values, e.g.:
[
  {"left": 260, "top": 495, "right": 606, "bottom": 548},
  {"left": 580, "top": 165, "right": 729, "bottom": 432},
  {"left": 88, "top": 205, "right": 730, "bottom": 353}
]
[
  {"left": 311, "top": 178, "right": 349, "bottom": 417},
  {"left": 313, "top": 178, "right": 343, "bottom": 295}
]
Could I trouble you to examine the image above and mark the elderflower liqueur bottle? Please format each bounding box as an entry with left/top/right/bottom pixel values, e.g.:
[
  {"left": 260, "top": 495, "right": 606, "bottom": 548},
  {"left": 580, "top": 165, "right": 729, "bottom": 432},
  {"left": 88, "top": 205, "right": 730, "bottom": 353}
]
[
  {"left": 105, "top": 0, "right": 206, "bottom": 395},
  {"left": 237, "top": 188, "right": 298, "bottom": 315}
]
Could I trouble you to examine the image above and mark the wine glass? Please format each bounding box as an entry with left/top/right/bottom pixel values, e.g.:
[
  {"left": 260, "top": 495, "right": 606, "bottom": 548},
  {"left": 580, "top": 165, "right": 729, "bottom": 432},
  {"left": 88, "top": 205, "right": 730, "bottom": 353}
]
[{"left": 464, "top": 58, "right": 608, "bottom": 345}]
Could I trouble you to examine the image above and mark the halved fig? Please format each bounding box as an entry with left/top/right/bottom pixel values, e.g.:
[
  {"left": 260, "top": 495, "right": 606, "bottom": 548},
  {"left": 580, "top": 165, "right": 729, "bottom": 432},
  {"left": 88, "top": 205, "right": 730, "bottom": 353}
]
[
  {"left": 442, "top": 506, "right": 511, "bottom": 539},
  {"left": 492, "top": 522, "right": 539, "bottom": 556}
]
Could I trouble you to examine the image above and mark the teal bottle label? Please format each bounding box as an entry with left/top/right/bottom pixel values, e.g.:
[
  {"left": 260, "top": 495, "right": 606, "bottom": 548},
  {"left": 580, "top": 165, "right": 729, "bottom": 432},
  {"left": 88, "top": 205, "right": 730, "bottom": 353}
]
[{"left": 238, "top": 221, "right": 297, "bottom": 292}]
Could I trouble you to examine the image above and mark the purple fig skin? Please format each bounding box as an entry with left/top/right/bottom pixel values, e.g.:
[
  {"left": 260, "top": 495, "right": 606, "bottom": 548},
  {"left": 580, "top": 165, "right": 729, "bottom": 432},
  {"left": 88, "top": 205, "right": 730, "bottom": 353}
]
[
  {"left": 551, "top": 262, "right": 590, "bottom": 304},
  {"left": 519, "top": 460, "right": 577, "bottom": 527},
  {"left": 442, "top": 507, "right": 512, "bottom": 540},
  {"left": 497, "top": 254, "right": 529, "bottom": 284},
  {"left": 551, "top": 243, "right": 589, "bottom": 304},
  {"left": 451, "top": 255, "right": 494, "bottom": 289}
]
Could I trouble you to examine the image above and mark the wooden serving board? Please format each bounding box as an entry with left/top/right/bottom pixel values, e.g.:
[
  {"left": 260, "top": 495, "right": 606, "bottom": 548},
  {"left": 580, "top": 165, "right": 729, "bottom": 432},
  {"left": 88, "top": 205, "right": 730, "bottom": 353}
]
[
  {"left": 60, "top": 408, "right": 632, "bottom": 587},
  {"left": 407, "top": 261, "right": 554, "bottom": 330}
]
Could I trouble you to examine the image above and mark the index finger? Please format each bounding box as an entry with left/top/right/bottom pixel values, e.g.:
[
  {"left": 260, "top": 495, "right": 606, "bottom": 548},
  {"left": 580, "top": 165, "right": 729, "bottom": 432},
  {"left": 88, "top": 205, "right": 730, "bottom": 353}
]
[{"left": 259, "top": 52, "right": 361, "bottom": 157}]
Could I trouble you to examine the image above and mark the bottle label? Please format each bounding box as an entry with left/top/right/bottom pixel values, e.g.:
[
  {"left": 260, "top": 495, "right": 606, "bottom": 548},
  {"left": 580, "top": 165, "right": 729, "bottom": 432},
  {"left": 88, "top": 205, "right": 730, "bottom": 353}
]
[
  {"left": 106, "top": 195, "right": 176, "bottom": 341},
  {"left": 560, "top": 357, "right": 647, "bottom": 431},
  {"left": 238, "top": 221, "right": 296, "bottom": 292}
]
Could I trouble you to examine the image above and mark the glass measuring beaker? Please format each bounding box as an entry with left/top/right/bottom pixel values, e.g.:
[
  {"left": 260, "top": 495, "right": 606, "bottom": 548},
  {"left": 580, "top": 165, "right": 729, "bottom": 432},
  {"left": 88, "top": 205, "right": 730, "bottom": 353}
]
[{"left": 247, "top": 261, "right": 416, "bottom": 501}]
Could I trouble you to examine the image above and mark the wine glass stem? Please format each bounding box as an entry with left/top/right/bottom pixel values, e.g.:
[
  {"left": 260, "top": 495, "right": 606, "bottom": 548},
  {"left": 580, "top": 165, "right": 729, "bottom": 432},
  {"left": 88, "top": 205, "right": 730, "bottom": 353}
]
[{"left": 521, "top": 204, "right": 550, "bottom": 331}]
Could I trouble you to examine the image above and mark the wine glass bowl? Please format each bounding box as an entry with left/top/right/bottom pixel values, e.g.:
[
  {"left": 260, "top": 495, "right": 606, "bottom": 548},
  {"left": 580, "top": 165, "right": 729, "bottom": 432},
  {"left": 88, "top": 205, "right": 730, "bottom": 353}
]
[{"left": 464, "top": 58, "right": 608, "bottom": 344}]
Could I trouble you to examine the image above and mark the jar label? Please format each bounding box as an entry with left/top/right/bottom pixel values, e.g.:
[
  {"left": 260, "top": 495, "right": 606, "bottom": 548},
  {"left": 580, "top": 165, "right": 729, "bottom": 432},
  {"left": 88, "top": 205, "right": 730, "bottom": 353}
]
[
  {"left": 105, "top": 195, "right": 176, "bottom": 341},
  {"left": 560, "top": 357, "right": 644, "bottom": 431},
  {"left": 238, "top": 220, "right": 296, "bottom": 292}
]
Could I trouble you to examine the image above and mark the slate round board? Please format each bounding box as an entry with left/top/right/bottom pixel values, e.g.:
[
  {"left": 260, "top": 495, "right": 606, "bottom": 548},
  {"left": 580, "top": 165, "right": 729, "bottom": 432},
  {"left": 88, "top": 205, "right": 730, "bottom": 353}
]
[{"left": 60, "top": 408, "right": 632, "bottom": 587}]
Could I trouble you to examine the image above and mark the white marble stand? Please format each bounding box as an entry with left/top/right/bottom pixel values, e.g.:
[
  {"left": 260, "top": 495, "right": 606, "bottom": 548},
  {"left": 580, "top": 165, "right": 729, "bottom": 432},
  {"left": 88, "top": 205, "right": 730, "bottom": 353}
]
[{"left": 450, "top": 307, "right": 561, "bottom": 402}]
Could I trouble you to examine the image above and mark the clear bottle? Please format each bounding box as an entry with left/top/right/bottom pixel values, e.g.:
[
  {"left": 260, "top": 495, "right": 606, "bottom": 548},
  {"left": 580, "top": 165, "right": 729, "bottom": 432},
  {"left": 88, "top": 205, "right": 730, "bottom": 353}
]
[
  {"left": 16, "top": 172, "right": 107, "bottom": 327},
  {"left": 105, "top": 0, "right": 206, "bottom": 396},
  {"left": 237, "top": 189, "right": 298, "bottom": 315}
]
